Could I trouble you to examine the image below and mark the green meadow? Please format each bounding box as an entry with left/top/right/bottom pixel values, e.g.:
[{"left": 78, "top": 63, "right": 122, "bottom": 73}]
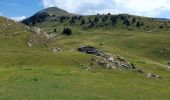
[{"left": 0, "top": 6, "right": 170, "bottom": 99}]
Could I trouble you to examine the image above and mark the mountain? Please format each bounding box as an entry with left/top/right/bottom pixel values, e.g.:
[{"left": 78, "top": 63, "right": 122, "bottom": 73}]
[
  {"left": 22, "top": 7, "right": 75, "bottom": 26},
  {"left": 155, "top": 18, "right": 170, "bottom": 21},
  {"left": 22, "top": 7, "right": 170, "bottom": 33}
]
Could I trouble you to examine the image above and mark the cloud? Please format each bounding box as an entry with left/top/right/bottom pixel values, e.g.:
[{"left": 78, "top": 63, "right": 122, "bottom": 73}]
[
  {"left": 41, "top": 0, "right": 170, "bottom": 18},
  {"left": 10, "top": 16, "right": 26, "bottom": 21}
]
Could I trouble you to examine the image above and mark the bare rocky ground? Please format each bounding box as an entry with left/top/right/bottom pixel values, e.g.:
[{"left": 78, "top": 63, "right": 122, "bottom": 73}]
[{"left": 77, "top": 46, "right": 162, "bottom": 79}]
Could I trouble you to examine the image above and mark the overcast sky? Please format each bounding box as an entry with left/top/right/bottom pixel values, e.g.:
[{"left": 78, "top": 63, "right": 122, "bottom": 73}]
[{"left": 0, "top": 0, "right": 170, "bottom": 21}]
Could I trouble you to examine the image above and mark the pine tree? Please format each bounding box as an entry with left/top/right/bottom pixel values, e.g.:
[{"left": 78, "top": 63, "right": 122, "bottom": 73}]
[
  {"left": 54, "top": 29, "right": 57, "bottom": 32},
  {"left": 81, "top": 19, "right": 85, "bottom": 25},
  {"left": 132, "top": 18, "right": 136, "bottom": 24},
  {"left": 123, "top": 19, "right": 130, "bottom": 26},
  {"left": 136, "top": 22, "right": 140, "bottom": 27}
]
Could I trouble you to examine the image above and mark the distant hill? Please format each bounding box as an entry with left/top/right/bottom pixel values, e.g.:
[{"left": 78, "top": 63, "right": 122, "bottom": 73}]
[
  {"left": 155, "top": 18, "right": 170, "bottom": 21},
  {"left": 22, "top": 7, "right": 170, "bottom": 32}
]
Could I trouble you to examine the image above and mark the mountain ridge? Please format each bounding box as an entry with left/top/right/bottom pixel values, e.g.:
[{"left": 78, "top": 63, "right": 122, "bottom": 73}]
[
  {"left": 21, "top": 7, "right": 170, "bottom": 33},
  {"left": 21, "top": 7, "right": 170, "bottom": 22}
]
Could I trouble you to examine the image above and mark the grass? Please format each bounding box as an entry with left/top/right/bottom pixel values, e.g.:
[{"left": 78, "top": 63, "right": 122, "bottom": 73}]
[
  {"left": 0, "top": 60, "right": 170, "bottom": 100},
  {"left": 1, "top": 16, "right": 170, "bottom": 99}
]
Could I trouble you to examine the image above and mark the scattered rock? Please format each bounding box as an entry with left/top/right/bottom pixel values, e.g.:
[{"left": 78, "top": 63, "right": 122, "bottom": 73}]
[
  {"left": 146, "top": 73, "right": 162, "bottom": 79},
  {"left": 160, "top": 50, "right": 164, "bottom": 54},
  {"left": 34, "top": 27, "right": 42, "bottom": 34},
  {"left": 27, "top": 42, "right": 32, "bottom": 47},
  {"left": 159, "top": 48, "right": 170, "bottom": 54},
  {"left": 165, "top": 48, "right": 170, "bottom": 51},
  {"left": 49, "top": 47, "right": 62, "bottom": 52}
]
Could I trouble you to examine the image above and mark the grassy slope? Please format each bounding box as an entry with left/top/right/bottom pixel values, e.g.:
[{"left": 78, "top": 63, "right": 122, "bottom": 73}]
[{"left": 0, "top": 16, "right": 170, "bottom": 99}]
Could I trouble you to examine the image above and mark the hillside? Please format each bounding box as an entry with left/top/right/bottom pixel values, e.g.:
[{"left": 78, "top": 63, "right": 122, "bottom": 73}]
[
  {"left": 21, "top": 7, "right": 170, "bottom": 64},
  {"left": 0, "top": 16, "right": 33, "bottom": 48},
  {"left": 0, "top": 16, "right": 29, "bottom": 34},
  {"left": 22, "top": 7, "right": 170, "bottom": 33},
  {"left": 0, "top": 7, "right": 170, "bottom": 99}
]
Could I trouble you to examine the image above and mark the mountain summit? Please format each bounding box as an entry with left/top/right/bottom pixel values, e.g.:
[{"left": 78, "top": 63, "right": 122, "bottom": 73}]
[
  {"left": 22, "top": 7, "right": 73, "bottom": 26},
  {"left": 38, "top": 7, "right": 68, "bottom": 15}
]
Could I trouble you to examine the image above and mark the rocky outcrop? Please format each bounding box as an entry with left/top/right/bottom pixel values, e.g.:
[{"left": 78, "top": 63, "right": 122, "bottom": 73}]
[
  {"left": 77, "top": 46, "right": 134, "bottom": 70},
  {"left": 77, "top": 46, "right": 162, "bottom": 79},
  {"left": 77, "top": 46, "right": 103, "bottom": 56}
]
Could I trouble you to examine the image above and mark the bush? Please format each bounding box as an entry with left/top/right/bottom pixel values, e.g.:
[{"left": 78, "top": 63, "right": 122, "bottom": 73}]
[
  {"left": 159, "top": 25, "right": 164, "bottom": 29},
  {"left": 94, "top": 17, "right": 99, "bottom": 22},
  {"left": 62, "top": 28, "right": 72, "bottom": 35},
  {"left": 54, "top": 29, "right": 57, "bottom": 32},
  {"left": 59, "top": 16, "right": 66, "bottom": 23},
  {"left": 111, "top": 16, "right": 117, "bottom": 26},
  {"left": 136, "top": 22, "right": 140, "bottom": 27},
  {"left": 88, "top": 22, "right": 95, "bottom": 28},
  {"left": 132, "top": 18, "right": 136, "bottom": 24},
  {"left": 69, "top": 18, "right": 75, "bottom": 24},
  {"left": 141, "top": 22, "right": 144, "bottom": 26},
  {"left": 123, "top": 19, "right": 130, "bottom": 26},
  {"left": 81, "top": 19, "right": 85, "bottom": 25},
  {"left": 88, "top": 19, "right": 92, "bottom": 23}
]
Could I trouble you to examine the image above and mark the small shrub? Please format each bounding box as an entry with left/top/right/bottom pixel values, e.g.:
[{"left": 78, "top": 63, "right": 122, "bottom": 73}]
[
  {"left": 54, "top": 29, "right": 57, "bottom": 32},
  {"left": 132, "top": 18, "right": 136, "bottom": 24},
  {"left": 159, "top": 25, "right": 164, "bottom": 29},
  {"left": 136, "top": 22, "right": 141, "bottom": 27},
  {"left": 69, "top": 18, "right": 75, "bottom": 24},
  {"left": 62, "top": 28, "right": 72, "bottom": 35},
  {"left": 32, "top": 78, "right": 38, "bottom": 82},
  {"left": 81, "top": 19, "right": 85, "bottom": 25},
  {"left": 94, "top": 17, "right": 99, "bottom": 22},
  {"left": 123, "top": 19, "right": 130, "bottom": 26}
]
